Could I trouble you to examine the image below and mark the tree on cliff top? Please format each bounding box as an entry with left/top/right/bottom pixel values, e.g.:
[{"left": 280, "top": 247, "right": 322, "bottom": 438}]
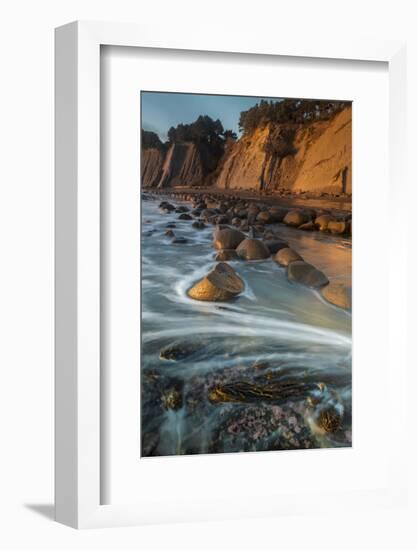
[
  {"left": 141, "top": 129, "right": 165, "bottom": 150},
  {"left": 167, "top": 115, "right": 236, "bottom": 145},
  {"left": 238, "top": 98, "right": 349, "bottom": 134}
]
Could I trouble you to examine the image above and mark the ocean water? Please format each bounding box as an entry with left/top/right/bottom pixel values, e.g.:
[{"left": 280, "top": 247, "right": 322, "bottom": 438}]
[{"left": 141, "top": 196, "right": 352, "bottom": 457}]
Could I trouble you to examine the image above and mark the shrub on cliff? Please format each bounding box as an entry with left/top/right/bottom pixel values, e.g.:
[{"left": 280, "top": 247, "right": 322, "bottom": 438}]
[{"left": 238, "top": 98, "right": 349, "bottom": 134}]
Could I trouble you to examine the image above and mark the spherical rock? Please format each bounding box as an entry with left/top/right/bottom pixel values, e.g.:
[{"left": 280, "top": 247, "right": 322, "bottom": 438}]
[
  {"left": 321, "top": 281, "right": 352, "bottom": 309},
  {"left": 287, "top": 261, "right": 329, "bottom": 288},
  {"left": 213, "top": 228, "right": 245, "bottom": 250},
  {"left": 269, "top": 206, "right": 288, "bottom": 222},
  {"left": 327, "top": 220, "right": 347, "bottom": 234},
  {"left": 283, "top": 210, "right": 309, "bottom": 227},
  {"left": 275, "top": 247, "right": 303, "bottom": 267},
  {"left": 314, "top": 214, "right": 335, "bottom": 231},
  {"left": 236, "top": 238, "right": 271, "bottom": 260},
  {"left": 187, "top": 262, "right": 245, "bottom": 302},
  {"left": 256, "top": 211, "right": 272, "bottom": 224},
  {"left": 178, "top": 213, "right": 193, "bottom": 220}
]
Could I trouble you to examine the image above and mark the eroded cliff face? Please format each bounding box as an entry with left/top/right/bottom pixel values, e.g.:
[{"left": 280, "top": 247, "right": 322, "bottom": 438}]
[
  {"left": 142, "top": 142, "right": 223, "bottom": 188},
  {"left": 216, "top": 106, "right": 352, "bottom": 195},
  {"left": 142, "top": 148, "right": 165, "bottom": 188},
  {"left": 142, "top": 107, "right": 352, "bottom": 195}
]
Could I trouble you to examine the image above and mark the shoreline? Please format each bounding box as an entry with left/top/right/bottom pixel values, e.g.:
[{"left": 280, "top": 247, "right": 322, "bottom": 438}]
[
  {"left": 143, "top": 190, "right": 352, "bottom": 310},
  {"left": 144, "top": 186, "right": 352, "bottom": 213}
]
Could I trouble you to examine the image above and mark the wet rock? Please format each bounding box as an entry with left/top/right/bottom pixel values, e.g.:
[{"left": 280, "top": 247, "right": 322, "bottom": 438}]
[
  {"left": 256, "top": 211, "right": 272, "bottom": 224},
  {"left": 327, "top": 220, "right": 347, "bottom": 234},
  {"left": 187, "top": 262, "right": 244, "bottom": 302},
  {"left": 215, "top": 214, "right": 230, "bottom": 225},
  {"left": 192, "top": 220, "right": 206, "bottom": 230},
  {"left": 264, "top": 239, "right": 288, "bottom": 254},
  {"left": 161, "top": 387, "right": 183, "bottom": 411},
  {"left": 287, "top": 261, "right": 329, "bottom": 288},
  {"left": 164, "top": 229, "right": 175, "bottom": 238},
  {"left": 283, "top": 209, "right": 309, "bottom": 227},
  {"left": 275, "top": 247, "right": 303, "bottom": 267},
  {"left": 172, "top": 237, "right": 188, "bottom": 244},
  {"left": 166, "top": 222, "right": 176, "bottom": 228},
  {"left": 236, "top": 238, "right": 270, "bottom": 260},
  {"left": 314, "top": 214, "right": 335, "bottom": 231},
  {"left": 213, "top": 228, "right": 245, "bottom": 250},
  {"left": 175, "top": 205, "right": 189, "bottom": 213},
  {"left": 178, "top": 213, "right": 193, "bottom": 220},
  {"left": 208, "top": 379, "right": 316, "bottom": 404},
  {"left": 269, "top": 206, "right": 288, "bottom": 222},
  {"left": 317, "top": 407, "right": 342, "bottom": 433},
  {"left": 215, "top": 249, "right": 239, "bottom": 261},
  {"left": 159, "top": 340, "right": 202, "bottom": 361},
  {"left": 321, "top": 281, "right": 352, "bottom": 309},
  {"left": 159, "top": 201, "right": 175, "bottom": 212}
]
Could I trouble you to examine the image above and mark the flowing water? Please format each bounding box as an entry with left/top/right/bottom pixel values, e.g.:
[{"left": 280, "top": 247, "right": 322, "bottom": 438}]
[{"left": 141, "top": 196, "right": 352, "bottom": 457}]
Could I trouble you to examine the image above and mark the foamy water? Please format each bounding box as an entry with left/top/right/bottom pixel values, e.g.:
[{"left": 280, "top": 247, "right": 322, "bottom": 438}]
[{"left": 141, "top": 197, "right": 352, "bottom": 456}]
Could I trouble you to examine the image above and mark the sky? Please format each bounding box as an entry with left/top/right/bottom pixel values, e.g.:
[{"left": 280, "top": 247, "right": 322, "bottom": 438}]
[{"left": 141, "top": 91, "right": 283, "bottom": 142}]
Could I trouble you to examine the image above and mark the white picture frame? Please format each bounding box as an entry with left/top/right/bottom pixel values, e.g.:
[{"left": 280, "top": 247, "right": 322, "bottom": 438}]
[{"left": 55, "top": 20, "right": 407, "bottom": 529}]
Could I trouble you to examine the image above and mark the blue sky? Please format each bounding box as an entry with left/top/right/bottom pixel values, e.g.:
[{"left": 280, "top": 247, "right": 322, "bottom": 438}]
[{"left": 141, "top": 91, "right": 283, "bottom": 142}]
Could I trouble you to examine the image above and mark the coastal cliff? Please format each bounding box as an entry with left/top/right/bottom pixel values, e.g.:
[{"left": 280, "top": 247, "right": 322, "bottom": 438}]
[
  {"left": 216, "top": 106, "right": 352, "bottom": 195},
  {"left": 141, "top": 106, "right": 352, "bottom": 196}
]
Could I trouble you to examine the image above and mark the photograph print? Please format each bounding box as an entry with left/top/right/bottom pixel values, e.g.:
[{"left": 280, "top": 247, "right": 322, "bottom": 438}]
[{"left": 140, "top": 91, "right": 352, "bottom": 457}]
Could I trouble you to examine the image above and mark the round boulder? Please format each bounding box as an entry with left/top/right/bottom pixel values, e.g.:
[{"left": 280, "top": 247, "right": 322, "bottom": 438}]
[
  {"left": 327, "top": 220, "right": 347, "bottom": 235},
  {"left": 321, "top": 281, "right": 352, "bottom": 309},
  {"left": 287, "top": 261, "right": 329, "bottom": 288},
  {"left": 269, "top": 206, "right": 288, "bottom": 222},
  {"left": 275, "top": 247, "right": 303, "bottom": 267},
  {"left": 314, "top": 214, "right": 335, "bottom": 231},
  {"left": 236, "top": 238, "right": 271, "bottom": 260},
  {"left": 256, "top": 211, "right": 272, "bottom": 224},
  {"left": 283, "top": 210, "right": 309, "bottom": 227},
  {"left": 178, "top": 213, "right": 193, "bottom": 221},
  {"left": 213, "top": 228, "right": 245, "bottom": 250},
  {"left": 187, "top": 262, "right": 245, "bottom": 302}
]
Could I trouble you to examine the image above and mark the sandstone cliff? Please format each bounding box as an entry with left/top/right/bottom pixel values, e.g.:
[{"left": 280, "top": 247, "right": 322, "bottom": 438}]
[
  {"left": 142, "top": 147, "right": 165, "bottom": 188},
  {"left": 142, "top": 141, "right": 223, "bottom": 188},
  {"left": 215, "top": 106, "right": 352, "bottom": 195},
  {"left": 142, "top": 106, "right": 352, "bottom": 195}
]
